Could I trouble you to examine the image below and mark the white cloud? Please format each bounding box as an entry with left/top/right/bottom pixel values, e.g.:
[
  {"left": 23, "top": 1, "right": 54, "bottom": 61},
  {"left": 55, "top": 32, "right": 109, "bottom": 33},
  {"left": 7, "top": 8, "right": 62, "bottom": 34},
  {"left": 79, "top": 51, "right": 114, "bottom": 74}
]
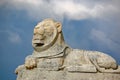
[
  {"left": 0, "top": 30, "right": 21, "bottom": 44},
  {"left": 0, "top": 0, "right": 120, "bottom": 53},
  {"left": 8, "top": 31, "right": 21, "bottom": 44},
  {"left": 90, "top": 29, "right": 120, "bottom": 54},
  {"left": 1, "top": 0, "right": 119, "bottom": 21}
]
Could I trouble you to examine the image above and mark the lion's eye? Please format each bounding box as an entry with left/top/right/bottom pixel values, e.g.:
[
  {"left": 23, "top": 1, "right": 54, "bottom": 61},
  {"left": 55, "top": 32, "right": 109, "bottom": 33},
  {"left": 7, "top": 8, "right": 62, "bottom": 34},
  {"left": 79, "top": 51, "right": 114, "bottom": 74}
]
[
  {"left": 38, "top": 27, "right": 45, "bottom": 35},
  {"left": 44, "top": 24, "right": 49, "bottom": 26},
  {"left": 44, "top": 27, "right": 53, "bottom": 34}
]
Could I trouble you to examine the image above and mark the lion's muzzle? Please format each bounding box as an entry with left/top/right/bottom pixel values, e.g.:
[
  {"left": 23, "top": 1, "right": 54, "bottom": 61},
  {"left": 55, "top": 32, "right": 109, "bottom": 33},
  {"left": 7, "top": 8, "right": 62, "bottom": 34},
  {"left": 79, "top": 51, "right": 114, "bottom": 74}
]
[{"left": 32, "top": 32, "right": 45, "bottom": 47}]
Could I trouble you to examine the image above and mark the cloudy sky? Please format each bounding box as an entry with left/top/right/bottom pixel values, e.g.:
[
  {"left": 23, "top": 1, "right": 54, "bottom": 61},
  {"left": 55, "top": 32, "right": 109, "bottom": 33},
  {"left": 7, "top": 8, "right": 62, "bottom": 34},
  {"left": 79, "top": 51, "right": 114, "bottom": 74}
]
[{"left": 0, "top": 0, "right": 120, "bottom": 80}]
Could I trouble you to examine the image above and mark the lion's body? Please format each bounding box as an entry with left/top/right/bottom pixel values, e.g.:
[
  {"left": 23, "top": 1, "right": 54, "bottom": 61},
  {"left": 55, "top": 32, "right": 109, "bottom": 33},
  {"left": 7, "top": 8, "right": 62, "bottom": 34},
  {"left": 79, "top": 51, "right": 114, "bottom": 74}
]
[
  {"left": 15, "top": 19, "right": 120, "bottom": 74},
  {"left": 64, "top": 49, "right": 118, "bottom": 72}
]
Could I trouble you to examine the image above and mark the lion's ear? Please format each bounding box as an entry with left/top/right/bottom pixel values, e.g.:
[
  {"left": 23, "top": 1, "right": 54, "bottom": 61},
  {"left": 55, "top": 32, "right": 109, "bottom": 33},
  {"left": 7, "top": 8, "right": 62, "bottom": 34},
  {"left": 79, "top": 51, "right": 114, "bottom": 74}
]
[{"left": 55, "top": 22, "right": 62, "bottom": 33}]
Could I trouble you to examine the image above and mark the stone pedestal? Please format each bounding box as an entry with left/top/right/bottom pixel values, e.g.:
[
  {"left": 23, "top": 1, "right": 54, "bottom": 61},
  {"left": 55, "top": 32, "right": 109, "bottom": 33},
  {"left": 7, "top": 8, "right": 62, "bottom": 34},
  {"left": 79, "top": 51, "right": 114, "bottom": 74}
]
[{"left": 16, "top": 68, "right": 120, "bottom": 80}]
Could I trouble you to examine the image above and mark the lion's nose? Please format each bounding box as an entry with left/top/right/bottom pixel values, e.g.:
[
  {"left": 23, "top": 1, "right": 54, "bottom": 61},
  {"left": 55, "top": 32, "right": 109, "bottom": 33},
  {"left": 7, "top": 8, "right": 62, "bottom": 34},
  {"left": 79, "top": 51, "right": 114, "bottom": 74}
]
[
  {"left": 33, "top": 34, "right": 44, "bottom": 40},
  {"left": 33, "top": 27, "right": 45, "bottom": 45},
  {"left": 33, "top": 27, "right": 45, "bottom": 40},
  {"left": 32, "top": 34, "right": 44, "bottom": 46}
]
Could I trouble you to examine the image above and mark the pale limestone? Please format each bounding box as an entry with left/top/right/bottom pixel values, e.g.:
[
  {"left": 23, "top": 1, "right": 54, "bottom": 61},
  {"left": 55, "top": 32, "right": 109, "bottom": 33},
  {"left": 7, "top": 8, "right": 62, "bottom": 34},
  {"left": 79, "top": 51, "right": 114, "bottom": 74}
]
[
  {"left": 16, "top": 68, "right": 120, "bottom": 80},
  {"left": 15, "top": 19, "right": 120, "bottom": 80}
]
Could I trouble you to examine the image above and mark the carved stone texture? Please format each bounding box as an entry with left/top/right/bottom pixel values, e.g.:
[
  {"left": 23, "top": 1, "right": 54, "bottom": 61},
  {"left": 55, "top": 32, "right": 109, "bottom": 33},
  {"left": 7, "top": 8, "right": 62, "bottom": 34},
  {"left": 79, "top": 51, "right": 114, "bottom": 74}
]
[
  {"left": 17, "top": 68, "right": 120, "bottom": 80},
  {"left": 15, "top": 19, "right": 120, "bottom": 80}
]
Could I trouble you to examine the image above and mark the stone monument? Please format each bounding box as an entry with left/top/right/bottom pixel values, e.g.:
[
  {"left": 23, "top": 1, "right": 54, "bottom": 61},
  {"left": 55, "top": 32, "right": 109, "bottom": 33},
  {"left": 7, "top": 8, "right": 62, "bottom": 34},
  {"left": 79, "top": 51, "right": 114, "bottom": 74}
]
[{"left": 15, "top": 19, "right": 120, "bottom": 80}]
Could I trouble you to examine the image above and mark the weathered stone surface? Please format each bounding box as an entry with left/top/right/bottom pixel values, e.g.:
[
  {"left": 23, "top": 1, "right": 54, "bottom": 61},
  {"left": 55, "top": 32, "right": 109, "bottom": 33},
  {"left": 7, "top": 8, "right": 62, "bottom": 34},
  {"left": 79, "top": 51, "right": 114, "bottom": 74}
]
[
  {"left": 15, "top": 19, "right": 120, "bottom": 80},
  {"left": 17, "top": 68, "right": 120, "bottom": 80}
]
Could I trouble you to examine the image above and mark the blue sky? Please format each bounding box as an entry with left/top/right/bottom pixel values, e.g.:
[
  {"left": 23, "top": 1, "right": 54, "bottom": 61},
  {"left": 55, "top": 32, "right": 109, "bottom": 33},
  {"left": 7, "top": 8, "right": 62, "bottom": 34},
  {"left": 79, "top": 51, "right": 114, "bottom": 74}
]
[{"left": 0, "top": 0, "right": 120, "bottom": 80}]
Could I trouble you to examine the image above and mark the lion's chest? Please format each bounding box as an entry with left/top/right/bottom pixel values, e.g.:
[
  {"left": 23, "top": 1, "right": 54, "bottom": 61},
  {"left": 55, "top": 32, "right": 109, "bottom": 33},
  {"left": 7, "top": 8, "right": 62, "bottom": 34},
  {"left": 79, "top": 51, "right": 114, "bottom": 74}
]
[{"left": 37, "top": 57, "right": 63, "bottom": 70}]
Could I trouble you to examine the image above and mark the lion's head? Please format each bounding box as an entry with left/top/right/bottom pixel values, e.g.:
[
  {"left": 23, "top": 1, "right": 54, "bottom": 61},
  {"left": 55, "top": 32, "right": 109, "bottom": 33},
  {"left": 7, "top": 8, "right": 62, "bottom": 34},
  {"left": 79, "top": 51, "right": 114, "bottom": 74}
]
[{"left": 32, "top": 19, "right": 64, "bottom": 52}]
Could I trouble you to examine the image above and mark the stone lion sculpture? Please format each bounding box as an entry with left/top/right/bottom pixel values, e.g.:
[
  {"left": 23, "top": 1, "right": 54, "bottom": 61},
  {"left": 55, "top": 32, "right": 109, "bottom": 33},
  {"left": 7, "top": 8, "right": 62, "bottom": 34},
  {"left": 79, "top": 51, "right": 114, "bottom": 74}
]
[{"left": 15, "top": 19, "right": 120, "bottom": 74}]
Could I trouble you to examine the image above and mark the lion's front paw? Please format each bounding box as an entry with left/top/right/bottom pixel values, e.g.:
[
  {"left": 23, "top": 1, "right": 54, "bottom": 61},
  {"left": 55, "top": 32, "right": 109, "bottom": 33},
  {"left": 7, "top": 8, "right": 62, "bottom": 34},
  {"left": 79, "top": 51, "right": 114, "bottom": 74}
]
[
  {"left": 25, "top": 57, "right": 37, "bottom": 69},
  {"left": 15, "top": 65, "right": 25, "bottom": 74}
]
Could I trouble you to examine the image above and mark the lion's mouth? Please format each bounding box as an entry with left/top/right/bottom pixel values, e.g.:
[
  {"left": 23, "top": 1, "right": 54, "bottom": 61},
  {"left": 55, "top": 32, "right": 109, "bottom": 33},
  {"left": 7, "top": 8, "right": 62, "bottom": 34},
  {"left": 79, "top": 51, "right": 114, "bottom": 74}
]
[
  {"left": 35, "top": 43, "right": 44, "bottom": 47},
  {"left": 32, "top": 39, "right": 44, "bottom": 47}
]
